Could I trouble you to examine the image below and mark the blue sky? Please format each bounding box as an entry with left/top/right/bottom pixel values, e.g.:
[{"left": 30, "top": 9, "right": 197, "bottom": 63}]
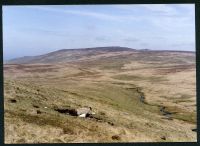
[{"left": 3, "top": 4, "right": 195, "bottom": 60}]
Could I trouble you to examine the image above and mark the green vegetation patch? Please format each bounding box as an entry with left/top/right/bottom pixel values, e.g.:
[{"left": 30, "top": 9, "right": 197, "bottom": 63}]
[
  {"left": 112, "top": 74, "right": 167, "bottom": 82},
  {"left": 163, "top": 106, "right": 196, "bottom": 124}
]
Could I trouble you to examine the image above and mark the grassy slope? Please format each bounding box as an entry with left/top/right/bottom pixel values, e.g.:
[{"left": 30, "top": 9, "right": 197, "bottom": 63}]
[{"left": 4, "top": 50, "right": 196, "bottom": 143}]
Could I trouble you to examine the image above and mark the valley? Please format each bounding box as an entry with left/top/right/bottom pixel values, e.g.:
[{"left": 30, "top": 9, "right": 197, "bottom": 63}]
[{"left": 4, "top": 47, "right": 196, "bottom": 143}]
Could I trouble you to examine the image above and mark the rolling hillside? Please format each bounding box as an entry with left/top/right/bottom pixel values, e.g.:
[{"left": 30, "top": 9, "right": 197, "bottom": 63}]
[{"left": 4, "top": 46, "right": 196, "bottom": 143}]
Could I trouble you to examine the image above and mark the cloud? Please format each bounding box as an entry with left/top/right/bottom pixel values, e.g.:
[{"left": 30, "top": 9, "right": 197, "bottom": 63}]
[
  {"left": 141, "top": 5, "right": 194, "bottom": 32},
  {"left": 23, "top": 6, "right": 142, "bottom": 22},
  {"left": 123, "top": 38, "right": 139, "bottom": 43},
  {"left": 171, "top": 42, "right": 195, "bottom": 47},
  {"left": 3, "top": 4, "right": 195, "bottom": 56},
  {"left": 95, "top": 36, "right": 109, "bottom": 42},
  {"left": 140, "top": 42, "right": 149, "bottom": 46},
  {"left": 139, "top": 4, "right": 178, "bottom": 15},
  {"left": 33, "top": 28, "right": 67, "bottom": 36},
  {"left": 114, "top": 4, "right": 194, "bottom": 17},
  {"left": 24, "top": 5, "right": 195, "bottom": 36},
  {"left": 85, "top": 24, "right": 97, "bottom": 31},
  {"left": 24, "top": 6, "right": 122, "bottom": 21}
]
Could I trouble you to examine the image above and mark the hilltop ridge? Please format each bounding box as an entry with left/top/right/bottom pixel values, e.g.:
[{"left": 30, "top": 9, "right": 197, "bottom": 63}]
[{"left": 6, "top": 46, "right": 195, "bottom": 64}]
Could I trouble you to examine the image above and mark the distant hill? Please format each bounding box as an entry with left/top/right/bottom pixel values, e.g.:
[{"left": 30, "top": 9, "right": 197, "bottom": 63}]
[
  {"left": 6, "top": 46, "right": 195, "bottom": 64},
  {"left": 6, "top": 47, "right": 134, "bottom": 64}
]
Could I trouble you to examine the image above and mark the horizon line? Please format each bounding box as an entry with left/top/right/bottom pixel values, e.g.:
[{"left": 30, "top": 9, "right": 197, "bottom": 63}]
[{"left": 5, "top": 46, "right": 195, "bottom": 61}]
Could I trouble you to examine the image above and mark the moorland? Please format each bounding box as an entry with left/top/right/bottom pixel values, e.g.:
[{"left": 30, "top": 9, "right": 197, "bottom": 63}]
[{"left": 4, "top": 46, "right": 196, "bottom": 143}]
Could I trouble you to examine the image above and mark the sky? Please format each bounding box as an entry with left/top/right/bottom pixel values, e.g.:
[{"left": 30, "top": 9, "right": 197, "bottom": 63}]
[{"left": 3, "top": 4, "right": 195, "bottom": 60}]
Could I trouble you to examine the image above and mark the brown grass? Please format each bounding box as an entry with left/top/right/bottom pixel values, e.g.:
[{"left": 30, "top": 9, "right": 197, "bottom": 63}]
[{"left": 4, "top": 50, "right": 196, "bottom": 143}]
